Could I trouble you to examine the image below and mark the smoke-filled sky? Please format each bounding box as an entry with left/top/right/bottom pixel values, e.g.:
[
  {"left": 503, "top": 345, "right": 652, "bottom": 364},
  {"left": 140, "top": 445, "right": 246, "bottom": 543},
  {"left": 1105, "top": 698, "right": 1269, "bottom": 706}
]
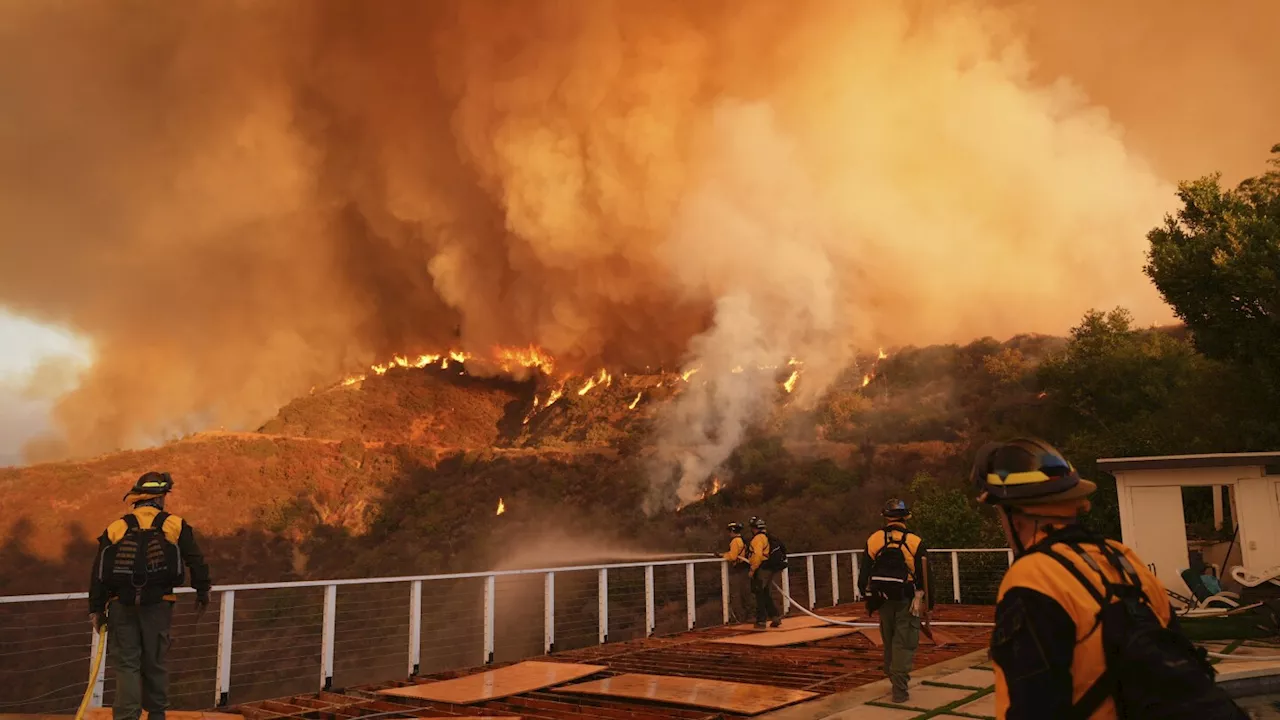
[{"left": 0, "top": 0, "right": 1276, "bottom": 464}]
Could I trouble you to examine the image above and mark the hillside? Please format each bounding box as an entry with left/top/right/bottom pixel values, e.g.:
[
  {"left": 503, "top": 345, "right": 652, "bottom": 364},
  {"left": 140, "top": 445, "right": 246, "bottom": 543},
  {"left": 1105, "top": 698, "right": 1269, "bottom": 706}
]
[
  {"left": 8, "top": 315, "right": 1278, "bottom": 598},
  {"left": 0, "top": 333, "right": 1064, "bottom": 593}
]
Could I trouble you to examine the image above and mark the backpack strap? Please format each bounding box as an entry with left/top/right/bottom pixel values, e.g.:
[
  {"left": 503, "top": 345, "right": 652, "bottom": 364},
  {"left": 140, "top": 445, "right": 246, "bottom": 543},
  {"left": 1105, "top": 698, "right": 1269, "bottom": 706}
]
[
  {"left": 122, "top": 514, "right": 141, "bottom": 531},
  {"left": 152, "top": 511, "right": 171, "bottom": 535},
  {"left": 1035, "top": 544, "right": 1114, "bottom": 720}
]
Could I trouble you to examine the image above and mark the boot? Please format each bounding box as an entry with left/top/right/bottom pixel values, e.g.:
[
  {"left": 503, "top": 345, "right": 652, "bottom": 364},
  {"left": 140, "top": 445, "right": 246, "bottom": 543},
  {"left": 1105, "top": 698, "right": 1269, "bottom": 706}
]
[
  {"left": 770, "top": 617, "right": 783, "bottom": 628},
  {"left": 753, "top": 621, "right": 767, "bottom": 629}
]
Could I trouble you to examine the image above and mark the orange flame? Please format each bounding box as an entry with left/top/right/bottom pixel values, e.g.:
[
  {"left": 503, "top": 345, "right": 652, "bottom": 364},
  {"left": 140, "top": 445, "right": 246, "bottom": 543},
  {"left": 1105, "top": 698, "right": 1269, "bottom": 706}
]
[
  {"left": 862, "top": 374, "right": 872, "bottom": 387},
  {"left": 578, "top": 377, "right": 597, "bottom": 396},
  {"left": 731, "top": 366, "right": 744, "bottom": 374},
  {"left": 681, "top": 367, "right": 700, "bottom": 382},
  {"left": 878, "top": 348, "right": 888, "bottom": 360},
  {"left": 496, "top": 498, "right": 505, "bottom": 516},
  {"left": 1037, "top": 391, "right": 1048, "bottom": 399},
  {"left": 710, "top": 477, "right": 722, "bottom": 495},
  {"left": 342, "top": 374, "right": 365, "bottom": 387},
  {"left": 497, "top": 345, "right": 555, "bottom": 374},
  {"left": 628, "top": 392, "right": 642, "bottom": 409},
  {"left": 783, "top": 370, "right": 800, "bottom": 393},
  {"left": 545, "top": 388, "right": 563, "bottom": 407}
]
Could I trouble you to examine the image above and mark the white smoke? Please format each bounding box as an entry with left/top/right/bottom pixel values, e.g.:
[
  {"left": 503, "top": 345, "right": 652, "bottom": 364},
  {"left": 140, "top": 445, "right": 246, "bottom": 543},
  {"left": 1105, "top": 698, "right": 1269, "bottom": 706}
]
[{"left": 649, "top": 102, "right": 851, "bottom": 508}]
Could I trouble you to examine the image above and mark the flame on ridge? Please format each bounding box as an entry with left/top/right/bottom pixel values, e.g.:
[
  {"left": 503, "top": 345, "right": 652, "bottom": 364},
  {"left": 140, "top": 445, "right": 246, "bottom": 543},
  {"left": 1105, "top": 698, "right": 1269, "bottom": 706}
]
[
  {"left": 783, "top": 370, "right": 800, "bottom": 393},
  {"left": 496, "top": 498, "right": 505, "bottom": 516},
  {"left": 628, "top": 392, "right": 642, "bottom": 409}
]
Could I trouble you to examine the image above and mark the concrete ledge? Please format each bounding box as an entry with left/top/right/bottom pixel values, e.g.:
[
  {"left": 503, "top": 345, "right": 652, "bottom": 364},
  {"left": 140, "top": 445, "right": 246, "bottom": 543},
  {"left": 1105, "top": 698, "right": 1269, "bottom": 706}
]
[{"left": 757, "top": 648, "right": 991, "bottom": 720}]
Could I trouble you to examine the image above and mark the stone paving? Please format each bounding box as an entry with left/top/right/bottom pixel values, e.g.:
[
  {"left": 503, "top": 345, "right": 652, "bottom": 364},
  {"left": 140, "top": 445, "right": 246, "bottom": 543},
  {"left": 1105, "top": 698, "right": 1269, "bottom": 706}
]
[{"left": 796, "top": 639, "right": 1280, "bottom": 720}]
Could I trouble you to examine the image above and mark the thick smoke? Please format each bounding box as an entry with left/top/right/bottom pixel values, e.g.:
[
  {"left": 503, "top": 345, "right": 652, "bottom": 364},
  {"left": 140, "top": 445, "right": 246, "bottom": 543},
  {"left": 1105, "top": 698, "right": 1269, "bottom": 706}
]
[{"left": 0, "top": 0, "right": 1276, "bottom": 481}]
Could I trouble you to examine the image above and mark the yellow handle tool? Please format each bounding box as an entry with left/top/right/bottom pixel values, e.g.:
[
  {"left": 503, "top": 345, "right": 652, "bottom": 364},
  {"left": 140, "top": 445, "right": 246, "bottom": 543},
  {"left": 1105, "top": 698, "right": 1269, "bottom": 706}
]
[{"left": 75, "top": 627, "right": 108, "bottom": 720}]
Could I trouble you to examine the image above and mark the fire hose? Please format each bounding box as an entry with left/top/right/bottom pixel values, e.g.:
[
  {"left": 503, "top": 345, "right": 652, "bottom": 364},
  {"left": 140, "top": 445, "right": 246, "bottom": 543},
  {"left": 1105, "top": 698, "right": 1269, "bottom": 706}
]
[{"left": 74, "top": 627, "right": 108, "bottom": 720}]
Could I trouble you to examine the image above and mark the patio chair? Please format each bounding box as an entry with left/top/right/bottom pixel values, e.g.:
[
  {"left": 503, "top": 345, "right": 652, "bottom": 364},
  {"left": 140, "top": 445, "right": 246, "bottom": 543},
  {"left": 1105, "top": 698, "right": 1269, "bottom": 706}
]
[
  {"left": 1230, "top": 564, "right": 1280, "bottom": 589},
  {"left": 1171, "top": 568, "right": 1243, "bottom": 614}
]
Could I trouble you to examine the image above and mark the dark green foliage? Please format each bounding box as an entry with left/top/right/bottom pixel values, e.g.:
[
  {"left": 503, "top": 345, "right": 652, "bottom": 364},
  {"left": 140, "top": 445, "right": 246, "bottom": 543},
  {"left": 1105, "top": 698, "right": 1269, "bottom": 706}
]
[{"left": 908, "top": 473, "right": 1003, "bottom": 549}]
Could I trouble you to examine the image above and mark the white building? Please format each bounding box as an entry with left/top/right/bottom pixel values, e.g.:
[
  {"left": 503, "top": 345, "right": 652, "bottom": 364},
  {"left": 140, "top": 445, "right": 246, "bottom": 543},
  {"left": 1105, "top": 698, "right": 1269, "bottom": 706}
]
[{"left": 1098, "top": 452, "right": 1280, "bottom": 602}]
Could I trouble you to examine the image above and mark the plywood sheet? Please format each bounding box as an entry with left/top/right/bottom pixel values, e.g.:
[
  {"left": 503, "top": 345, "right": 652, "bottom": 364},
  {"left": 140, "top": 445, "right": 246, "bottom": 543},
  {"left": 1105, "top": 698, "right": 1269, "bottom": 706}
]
[
  {"left": 376, "top": 660, "right": 605, "bottom": 704},
  {"left": 855, "top": 627, "right": 960, "bottom": 647},
  {"left": 711, "top": 626, "right": 857, "bottom": 647},
  {"left": 729, "top": 615, "right": 831, "bottom": 631},
  {"left": 556, "top": 673, "right": 817, "bottom": 715}
]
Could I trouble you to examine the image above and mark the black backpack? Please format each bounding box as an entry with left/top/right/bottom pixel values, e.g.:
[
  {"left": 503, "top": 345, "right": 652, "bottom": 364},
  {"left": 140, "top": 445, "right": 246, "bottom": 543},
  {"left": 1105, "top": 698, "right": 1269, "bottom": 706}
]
[
  {"left": 99, "top": 512, "right": 185, "bottom": 606},
  {"left": 868, "top": 529, "right": 916, "bottom": 600},
  {"left": 1038, "top": 540, "right": 1247, "bottom": 720},
  {"left": 761, "top": 534, "right": 788, "bottom": 571}
]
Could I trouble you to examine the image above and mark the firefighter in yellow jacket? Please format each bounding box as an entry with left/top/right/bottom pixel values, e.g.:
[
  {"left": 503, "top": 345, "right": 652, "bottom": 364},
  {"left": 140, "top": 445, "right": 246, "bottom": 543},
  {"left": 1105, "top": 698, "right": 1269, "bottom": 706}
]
[
  {"left": 747, "top": 517, "right": 783, "bottom": 628},
  {"left": 860, "top": 499, "right": 930, "bottom": 704},
  {"left": 89, "top": 472, "right": 211, "bottom": 720},
  {"left": 972, "top": 439, "right": 1246, "bottom": 720},
  {"left": 722, "top": 521, "right": 753, "bottom": 622}
]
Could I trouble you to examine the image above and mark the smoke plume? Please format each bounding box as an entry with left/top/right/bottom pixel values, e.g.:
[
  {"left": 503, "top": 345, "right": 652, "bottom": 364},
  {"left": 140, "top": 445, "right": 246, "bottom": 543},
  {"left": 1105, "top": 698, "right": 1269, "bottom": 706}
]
[{"left": 1, "top": 0, "right": 1276, "bottom": 482}]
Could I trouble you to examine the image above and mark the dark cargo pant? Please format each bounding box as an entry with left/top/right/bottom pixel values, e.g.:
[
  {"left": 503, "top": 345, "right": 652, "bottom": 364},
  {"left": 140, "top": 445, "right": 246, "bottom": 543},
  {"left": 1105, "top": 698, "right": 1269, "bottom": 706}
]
[
  {"left": 753, "top": 568, "right": 781, "bottom": 623},
  {"left": 878, "top": 598, "right": 920, "bottom": 699},
  {"left": 728, "top": 565, "right": 754, "bottom": 622},
  {"left": 108, "top": 600, "right": 174, "bottom": 720}
]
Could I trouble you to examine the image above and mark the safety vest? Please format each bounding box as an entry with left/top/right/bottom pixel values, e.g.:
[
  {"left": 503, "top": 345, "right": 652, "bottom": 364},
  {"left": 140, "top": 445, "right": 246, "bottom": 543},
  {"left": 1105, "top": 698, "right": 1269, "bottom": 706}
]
[{"left": 994, "top": 538, "right": 1173, "bottom": 719}]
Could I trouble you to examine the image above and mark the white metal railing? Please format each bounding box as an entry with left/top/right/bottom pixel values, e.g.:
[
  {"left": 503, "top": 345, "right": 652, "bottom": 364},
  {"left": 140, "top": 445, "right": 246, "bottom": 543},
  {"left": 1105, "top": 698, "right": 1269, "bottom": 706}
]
[{"left": 0, "top": 548, "right": 1011, "bottom": 712}]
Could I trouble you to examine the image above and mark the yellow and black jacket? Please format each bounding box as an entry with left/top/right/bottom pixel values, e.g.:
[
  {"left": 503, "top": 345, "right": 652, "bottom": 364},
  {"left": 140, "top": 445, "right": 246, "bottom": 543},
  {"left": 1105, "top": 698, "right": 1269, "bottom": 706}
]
[
  {"left": 860, "top": 521, "right": 929, "bottom": 600},
  {"left": 89, "top": 505, "right": 211, "bottom": 613},
  {"left": 723, "top": 536, "right": 747, "bottom": 567},
  {"left": 992, "top": 525, "right": 1174, "bottom": 720},
  {"left": 747, "top": 532, "right": 771, "bottom": 572}
]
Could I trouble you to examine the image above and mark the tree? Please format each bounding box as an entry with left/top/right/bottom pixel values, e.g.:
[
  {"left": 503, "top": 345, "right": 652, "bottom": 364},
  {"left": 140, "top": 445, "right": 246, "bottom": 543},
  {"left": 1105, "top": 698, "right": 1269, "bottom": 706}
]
[
  {"left": 907, "top": 473, "right": 1003, "bottom": 549},
  {"left": 1145, "top": 144, "right": 1280, "bottom": 389}
]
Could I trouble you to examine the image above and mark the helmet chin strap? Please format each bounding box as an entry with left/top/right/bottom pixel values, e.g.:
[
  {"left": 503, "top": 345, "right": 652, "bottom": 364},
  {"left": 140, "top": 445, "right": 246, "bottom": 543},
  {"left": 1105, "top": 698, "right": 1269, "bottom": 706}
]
[{"left": 1001, "top": 505, "right": 1030, "bottom": 557}]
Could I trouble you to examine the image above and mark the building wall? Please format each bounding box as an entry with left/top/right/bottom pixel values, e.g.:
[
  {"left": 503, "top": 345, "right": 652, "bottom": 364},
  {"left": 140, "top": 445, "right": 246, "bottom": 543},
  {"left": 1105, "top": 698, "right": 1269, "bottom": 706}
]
[{"left": 1113, "top": 465, "right": 1275, "bottom": 601}]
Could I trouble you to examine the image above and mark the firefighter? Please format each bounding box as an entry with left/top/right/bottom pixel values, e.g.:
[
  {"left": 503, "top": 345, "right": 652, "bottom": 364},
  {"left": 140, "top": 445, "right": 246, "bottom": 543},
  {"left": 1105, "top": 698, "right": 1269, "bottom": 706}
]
[
  {"left": 972, "top": 438, "right": 1246, "bottom": 720},
  {"left": 722, "top": 521, "right": 753, "bottom": 622},
  {"left": 747, "top": 517, "right": 783, "bottom": 628},
  {"left": 860, "top": 498, "right": 930, "bottom": 704},
  {"left": 89, "top": 472, "right": 211, "bottom": 720}
]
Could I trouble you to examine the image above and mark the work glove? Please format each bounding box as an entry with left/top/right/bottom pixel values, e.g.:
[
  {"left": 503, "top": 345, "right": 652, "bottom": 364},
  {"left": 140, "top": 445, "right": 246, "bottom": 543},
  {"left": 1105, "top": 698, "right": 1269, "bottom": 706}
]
[
  {"left": 910, "top": 590, "right": 925, "bottom": 617},
  {"left": 90, "top": 612, "right": 107, "bottom": 634}
]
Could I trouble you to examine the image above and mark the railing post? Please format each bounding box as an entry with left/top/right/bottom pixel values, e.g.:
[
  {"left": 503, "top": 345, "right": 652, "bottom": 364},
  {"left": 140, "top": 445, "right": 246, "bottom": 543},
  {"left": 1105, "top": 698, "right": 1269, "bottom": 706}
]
[
  {"left": 852, "top": 552, "right": 861, "bottom": 601},
  {"left": 951, "top": 551, "right": 962, "bottom": 603},
  {"left": 721, "top": 561, "right": 730, "bottom": 624},
  {"left": 1007, "top": 549, "right": 1015, "bottom": 567},
  {"left": 90, "top": 626, "right": 107, "bottom": 708},
  {"left": 408, "top": 581, "right": 422, "bottom": 676},
  {"left": 830, "top": 553, "right": 840, "bottom": 606},
  {"left": 597, "top": 568, "right": 609, "bottom": 644},
  {"left": 685, "top": 563, "right": 696, "bottom": 630},
  {"left": 215, "top": 589, "right": 235, "bottom": 706},
  {"left": 781, "top": 566, "right": 790, "bottom": 615},
  {"left": 644, "top": 565, "right": 655, "bottom": 636},
  {"left": 320, "top": 584, "right": 336, "bottom": 691},
  {"left": 483, "top": 575, "right": 495, "bottom": 664},
  {"left": 544, "top": 572, "right": 555, "bottom": 654},
  {"left": 805, "top": 556, "right": 816, "bottom": 609}
]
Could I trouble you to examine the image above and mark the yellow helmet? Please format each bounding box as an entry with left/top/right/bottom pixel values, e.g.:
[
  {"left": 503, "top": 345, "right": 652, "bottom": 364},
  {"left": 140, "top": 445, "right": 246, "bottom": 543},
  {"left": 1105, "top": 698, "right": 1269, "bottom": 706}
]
[{"left": 970, "top": 438, "right": 1095, "bottom": 507}]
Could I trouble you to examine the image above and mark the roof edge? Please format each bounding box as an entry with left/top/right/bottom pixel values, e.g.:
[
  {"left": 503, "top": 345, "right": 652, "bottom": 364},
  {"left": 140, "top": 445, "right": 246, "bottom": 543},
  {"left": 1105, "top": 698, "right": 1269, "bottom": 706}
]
[{"left": 1097, "top": 451, "right": 1280, "bottom": 473}]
